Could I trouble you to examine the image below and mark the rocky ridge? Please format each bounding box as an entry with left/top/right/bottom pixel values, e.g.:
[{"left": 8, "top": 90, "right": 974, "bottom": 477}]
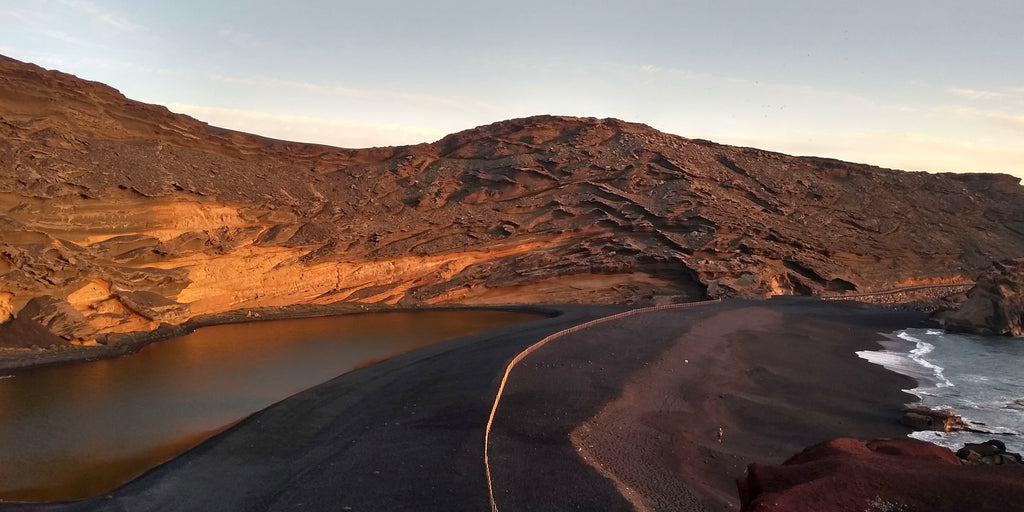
[{"left": 2, "top": 55, "right": 1024, "bottom": 349}]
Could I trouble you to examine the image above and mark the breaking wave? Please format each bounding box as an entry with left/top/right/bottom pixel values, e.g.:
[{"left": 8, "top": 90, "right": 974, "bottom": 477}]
[{"left": 859, "top": 328, "right": 1024, "bottom": 454}]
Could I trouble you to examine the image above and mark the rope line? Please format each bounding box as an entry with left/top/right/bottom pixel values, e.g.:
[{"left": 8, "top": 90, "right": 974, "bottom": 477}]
[{"left": 483, "top": 299, "right": 720, "bottom": 512}]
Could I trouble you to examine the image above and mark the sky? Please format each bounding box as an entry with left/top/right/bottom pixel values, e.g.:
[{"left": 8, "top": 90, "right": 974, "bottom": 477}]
[{"left": 1, "top": 0, "right": 1022, "bottom": 179}]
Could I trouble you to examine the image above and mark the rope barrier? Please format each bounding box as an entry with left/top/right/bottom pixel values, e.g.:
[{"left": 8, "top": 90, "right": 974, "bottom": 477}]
[{"left": 483, "top": 299, "right": 720, "bottom": 512}]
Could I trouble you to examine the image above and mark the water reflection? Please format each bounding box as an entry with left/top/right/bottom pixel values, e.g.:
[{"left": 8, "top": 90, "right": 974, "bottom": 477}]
[{"left": 0, "top": 309, "right": 538, "bottom": 501}]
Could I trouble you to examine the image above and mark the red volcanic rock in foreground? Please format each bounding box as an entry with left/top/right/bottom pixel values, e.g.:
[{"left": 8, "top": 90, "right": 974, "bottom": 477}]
[
  {"left": 1, "top": 54, "right": 1024, "bottom": 347},
  {"left": 739, "top": 438, "right": 1024, "bottom": 512}
]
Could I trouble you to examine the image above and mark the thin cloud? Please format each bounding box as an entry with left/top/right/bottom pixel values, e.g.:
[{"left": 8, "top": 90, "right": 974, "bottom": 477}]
[
  {"left": 217, "top": 26, "right": 282, "bottom": 54},
  {"left": 60, "top": 0, "right": 141, "bottom": 33},
  {"left": 636, "top": 63, "right": 882, "bottom": 108},
  {"left": 0, "top": 46, "right": 68, "bottom": 68},
  {"left": 949, "top": 87, "right": 1001, "bottom": 100},
  {"left": 0, "top": 8, "right": 34, "bottom": 27},
  {"left": 721, "top": 129, "right": 1024, "bottom": 178},
  {"left": 991, "top": 113, "right": 1024, "bottom": 131},
  {"left": 940, "top": 106, "right": 1024, "bottom": 132},
  {"left": 205, "top": 73, "right": 500, "bottom": 112},
  {"left": 0, "top": 7, "right": 80, "bottom": 43},
  {"left": 163, "top": 102, "right": 449, "bottom": 148},
  {"left": 947, "top": 86, "right": 1024, "bottom": 103}
]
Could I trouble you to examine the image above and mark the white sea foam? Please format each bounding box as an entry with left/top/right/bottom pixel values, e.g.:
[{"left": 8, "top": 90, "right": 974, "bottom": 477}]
[
  {"left": 857, "top": 332, "right": 950, "bottom": 390},
  {"left": 861, "top": 328, "right": 1024, "bottom": 454},
  {"left": 902, "top": 335, "right": 954, "bottom": 388}
]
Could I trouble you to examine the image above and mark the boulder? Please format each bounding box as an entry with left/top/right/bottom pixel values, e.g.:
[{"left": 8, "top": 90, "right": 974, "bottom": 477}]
[
  {"left": 957, "top": 440, "right": 1023, "bottom": 465},
  {"left": 0, "top": 315, "right": 69, "bottom": 349},
  {"left": 937, "top": 258, "right": 1024, "bottom": 336},
  {"left": 116, "top": 290, "right": 191, "bottom": 323},
  {"left": 900, "top": 407, "right": 965, "bottom": 432},
  {"left": 16, "top": 295, "right": 96, "bottom": 342}
]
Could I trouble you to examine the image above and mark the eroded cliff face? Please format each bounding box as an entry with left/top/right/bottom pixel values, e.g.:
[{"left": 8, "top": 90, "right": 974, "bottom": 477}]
[
  {"left": 2, "top": 55, "right": 1024, "bottom": 346},
  {"left": 937, "top": 258, "right": 1024, "bottom": 336}
]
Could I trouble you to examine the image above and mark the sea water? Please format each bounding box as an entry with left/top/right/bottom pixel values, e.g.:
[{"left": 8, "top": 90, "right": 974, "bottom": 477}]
[{"left": 858, "top": 328, "right": 1024, "bottom": 454}]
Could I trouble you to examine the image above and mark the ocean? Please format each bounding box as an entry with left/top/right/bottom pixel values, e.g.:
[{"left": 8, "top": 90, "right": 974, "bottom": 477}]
[{"left": 858, "top": 328, "right": 1024, "bottom": 455}]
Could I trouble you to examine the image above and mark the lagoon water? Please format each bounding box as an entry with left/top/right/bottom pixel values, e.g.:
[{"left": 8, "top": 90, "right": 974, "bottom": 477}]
[
  {"left": 0, "top": 310, "right": 539, "bottom": 501},
  {"left": 858, "top": 328, "right": 1024, "bottom": 455}
]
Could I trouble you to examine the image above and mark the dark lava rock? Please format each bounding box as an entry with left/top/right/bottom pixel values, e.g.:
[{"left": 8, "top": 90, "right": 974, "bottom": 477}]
[
  {"left": 900, "top": 407, "right": 966, "bottom": 432},
  {"left": 0, "top": 315, "right": 69, "bottom": 349},
  {"left": 937, "top": 258, "right": 1024, "bottom": 336},
  {"left": 16, "top": 295, "right": 96, "bottom": 342},
  {"left": 957, "top": 440, "right": 1024, "bottom": 465}
]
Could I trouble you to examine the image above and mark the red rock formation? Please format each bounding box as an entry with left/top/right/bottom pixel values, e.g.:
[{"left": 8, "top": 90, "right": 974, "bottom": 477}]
[
  {"left": 739, "top": 438, "right": 1024, "bottom": 511},
  {"left": 1, "top": 54, "right": 1023, "bottom": 346}
]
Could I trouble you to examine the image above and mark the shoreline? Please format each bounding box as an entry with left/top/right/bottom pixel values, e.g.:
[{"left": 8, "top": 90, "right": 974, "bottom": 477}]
[
  {"left": 1, "top": 285, "right": 961, "bottom": 375},
  {"left": 0, "top": 304, "right": 628, "bottom": 511},
  {"left": 0, "top": 302, "right": 563, "bottom": 374},
  {"left": 0, "top": 298, "right": 941, "bottom": 511},
  {"left": 487, "top": 297, "right": 934, "bottom": 511}
]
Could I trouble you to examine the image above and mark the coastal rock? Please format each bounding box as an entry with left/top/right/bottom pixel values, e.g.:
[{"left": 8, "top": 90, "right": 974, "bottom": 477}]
[
  {"left": 900, "top": 407, "right": 966, "bottom": 432},
  {"left": 957, "top": 440, "right": 1024, "bottom": 465},
  {"left": 16, "top": 295, "right": 96, "bottom": 342},
  {"left": 937, "top": 258, "right": 1024, "bottom": 336},
  {"left": 116, "top": 291, "right": 191, "bottom": 323},
  {"left": 0, "top": 315, "right": 69, "bottom": 349},
  {"left": 1, "top": 55, "right": 1023, "bottom": 346},
  {"left": 738, "top": 437, "right": 1024, "bottom": 512},
  {"left": 0, "top": 291, "right": 12, "bottom": 323}
]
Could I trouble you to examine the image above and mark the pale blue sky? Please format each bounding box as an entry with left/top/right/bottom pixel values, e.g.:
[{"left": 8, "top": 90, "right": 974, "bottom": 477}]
[{"left": 2, "top": 0, "right": 1022, "bottom": 178}]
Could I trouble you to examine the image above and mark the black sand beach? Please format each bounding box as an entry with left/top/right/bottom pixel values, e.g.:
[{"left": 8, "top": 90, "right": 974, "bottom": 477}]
[
  {"left": 1, "top": 299, "right": 932, "bottom": 511},
  {"left": 489, "top": 298, "right": 929, "bottom": 511}
]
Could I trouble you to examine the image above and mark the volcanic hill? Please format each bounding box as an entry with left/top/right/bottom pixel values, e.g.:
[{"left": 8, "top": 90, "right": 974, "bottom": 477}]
[{"left": 2, "top": 55, "right": 1023, "bottom": 348}]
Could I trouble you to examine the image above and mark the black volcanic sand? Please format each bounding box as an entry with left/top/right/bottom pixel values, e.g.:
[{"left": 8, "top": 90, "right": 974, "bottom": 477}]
[
  {"left": 488, "top": 298, "right": 931, "bottom": 512},
  {"left": 0, "top": 299, "right": 931, "bottom": 511},
  {"left": 0, "top": 305, "right": 626, "bottom": 512}
]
